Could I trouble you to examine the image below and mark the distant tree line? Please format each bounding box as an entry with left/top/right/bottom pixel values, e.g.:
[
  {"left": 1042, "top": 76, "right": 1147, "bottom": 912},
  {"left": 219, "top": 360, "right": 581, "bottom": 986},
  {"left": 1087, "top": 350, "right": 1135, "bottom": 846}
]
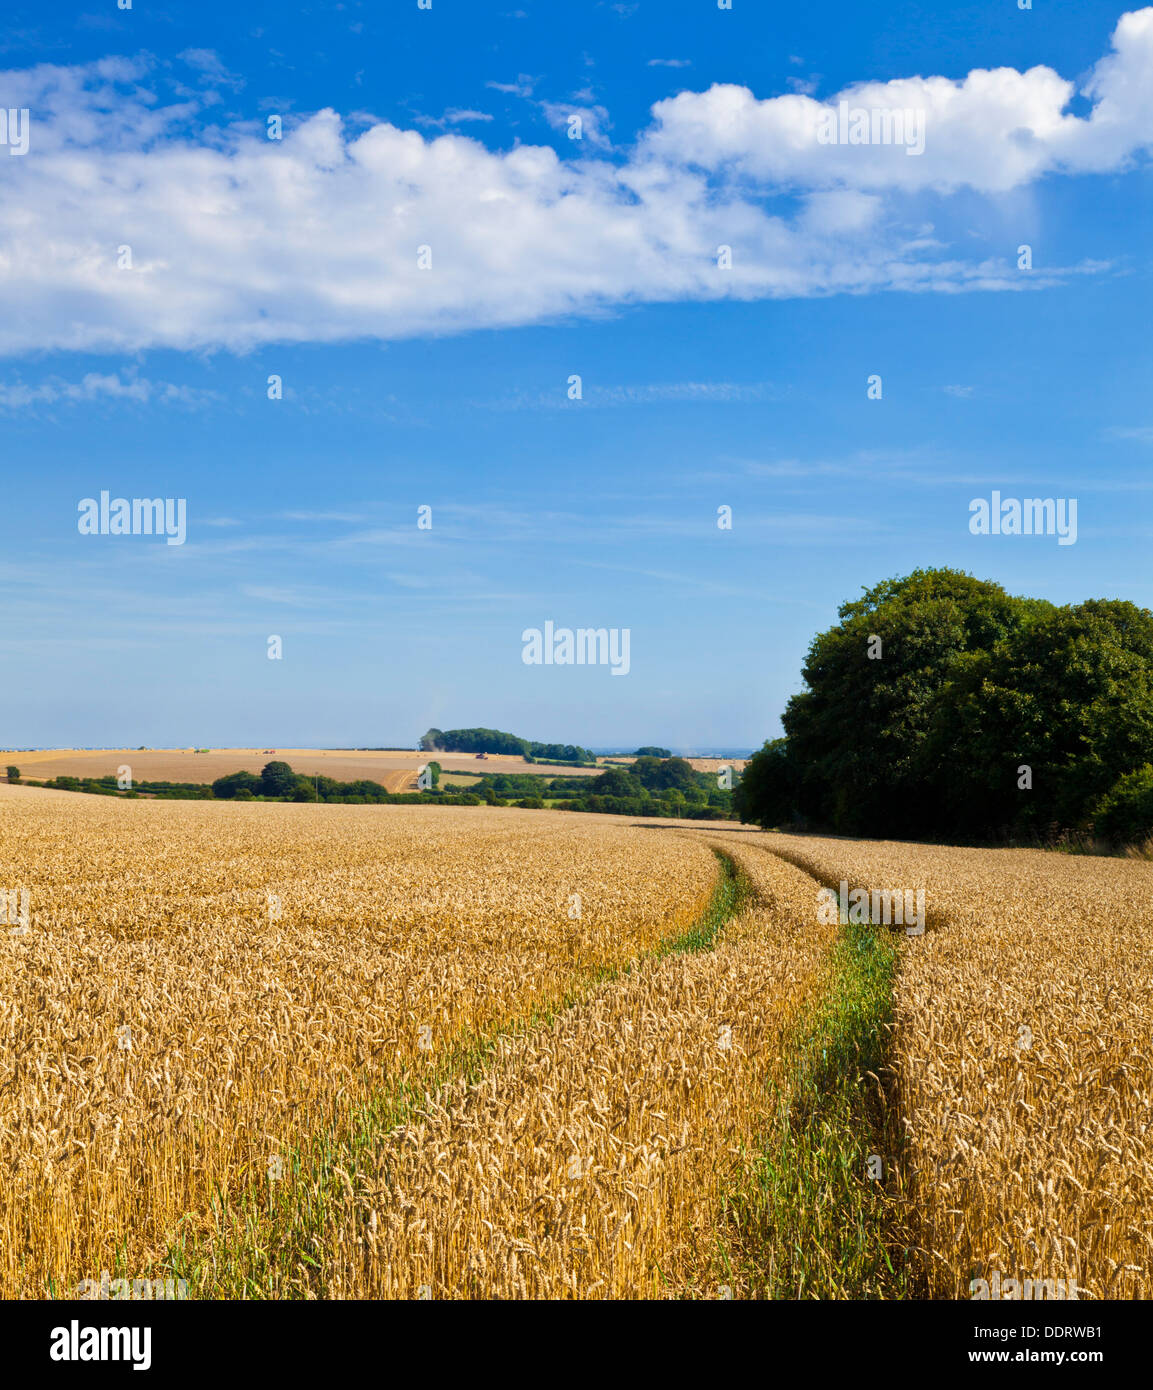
[
  {"left": 28, "top": 755, "right": 739, "bottom": 821},
  {"left": 566, "top": 753, "right": 733, "bottom": 818},
  {"left": 211, "top": 761, "right": 481, "bottom": 804},
  {"left": 735, "top": 568, "right": 1153, "bottom": 845},
  {"left": 34, "top": 775, "right": 212, "bottom": 799},
  {"left": 418, "top": 727, "right": 595, "bottom": 764},
  {"left": 460, "top": 757, "right": 735, "bottom": 818}
]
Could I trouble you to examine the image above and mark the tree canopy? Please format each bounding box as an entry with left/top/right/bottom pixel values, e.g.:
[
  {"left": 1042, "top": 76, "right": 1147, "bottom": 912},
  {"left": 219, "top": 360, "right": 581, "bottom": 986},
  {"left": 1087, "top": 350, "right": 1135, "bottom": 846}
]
[
  {"left": 417, "top": 726, "right": 595, "bottom": 762},
  {"left": 736, "top": 569, "right": 1153, "bottom": 842}
]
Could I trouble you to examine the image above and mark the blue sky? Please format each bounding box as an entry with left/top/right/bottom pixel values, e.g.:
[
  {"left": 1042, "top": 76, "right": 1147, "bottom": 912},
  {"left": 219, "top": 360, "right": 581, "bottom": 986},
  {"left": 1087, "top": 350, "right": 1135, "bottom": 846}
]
[{"left": 1, "top": 0, "right": 1151, "bottom": 750}]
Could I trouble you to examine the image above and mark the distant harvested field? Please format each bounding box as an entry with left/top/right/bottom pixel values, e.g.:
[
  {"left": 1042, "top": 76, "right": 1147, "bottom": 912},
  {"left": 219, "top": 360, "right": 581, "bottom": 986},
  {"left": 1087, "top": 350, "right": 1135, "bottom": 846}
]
[
  {"left": 600, "top": 756, "right": 749, "bottom": 775},
  {"left": 7, "top": 748, "right": 606, "bottom": 786},
  {"left": 685, "top": 757, "right": 749, "bottom": 775}
]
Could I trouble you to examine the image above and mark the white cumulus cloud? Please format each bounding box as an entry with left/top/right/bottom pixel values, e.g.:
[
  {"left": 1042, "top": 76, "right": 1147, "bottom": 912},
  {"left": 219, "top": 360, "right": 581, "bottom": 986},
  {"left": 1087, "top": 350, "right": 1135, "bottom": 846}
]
[{"left": 0, "top": 13, "right": 1149, "bottom": 355}]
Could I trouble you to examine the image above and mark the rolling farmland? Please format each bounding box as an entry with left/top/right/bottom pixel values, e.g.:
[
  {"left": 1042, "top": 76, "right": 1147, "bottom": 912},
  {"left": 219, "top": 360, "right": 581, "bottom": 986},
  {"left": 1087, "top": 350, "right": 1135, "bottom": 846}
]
[
  {"left": 1, "top": 787, "right": 1148, "bottom": 1299},
  {"left": 5, "top": 748, "right": 741, "bottom": 786},
  {"left": 5, "top": 747, "right": 607, "bottom": 786}
]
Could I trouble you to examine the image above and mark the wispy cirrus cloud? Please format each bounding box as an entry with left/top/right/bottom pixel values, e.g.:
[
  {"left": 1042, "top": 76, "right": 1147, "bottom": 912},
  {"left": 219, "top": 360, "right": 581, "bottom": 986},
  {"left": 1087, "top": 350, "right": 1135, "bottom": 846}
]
[
  {"left": 485, "top": 74, "right": 536, "bottom": 97},
  {"left": 476, "top": 379, "right": 784, "bottom": 411},
  {"left": 414, "top": 108, "right": 495, "bottom": 129},
  {"left": 177, "top": 48, "right": 245, "bottom": 93},
  {"left": 1106, "top": 425, "right": 1153, "bottom": 442},
  {"left": 0, "top": 371, "right": 216, "bottom": 409},
  {"left": 276, "top": 510, "right": 368, "bottom": 523}
]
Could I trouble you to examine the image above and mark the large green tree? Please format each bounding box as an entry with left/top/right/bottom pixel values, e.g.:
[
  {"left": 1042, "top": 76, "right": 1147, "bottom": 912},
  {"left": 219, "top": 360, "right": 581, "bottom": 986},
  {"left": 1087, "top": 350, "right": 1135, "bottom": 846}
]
[
  {"left": 736, "top": 568, "right": 1153, "bottom": 840},
  {"left": 212, "top": 769, "right": 261, "bottom": 799},
  {"left": 259, "top": 760, "right": 298, "bottom": 798},
  {"left": 732, "top": 739, "right": 796, "bottom": 827},
  {"left": 923, "top": 599, "right": 1153, "bottom": 835},
  {"left": 592, "top": 766, "right": 642, "bottom": 798},
  {"left": 777, "top": 569, "right": 1047, "bottom": 835}
]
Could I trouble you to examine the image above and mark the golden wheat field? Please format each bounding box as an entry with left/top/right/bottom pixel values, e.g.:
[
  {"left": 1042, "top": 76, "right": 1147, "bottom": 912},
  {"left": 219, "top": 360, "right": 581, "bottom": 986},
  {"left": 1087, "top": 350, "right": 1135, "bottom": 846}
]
[
  {"left": 762, "top": 832, "right": 1153, "bottom": 1300},
  {"left": 0, "top": 787, "right": 721, "bottom": 1298},
  {"left": 316, "top": 838, "right": 831, "bottom": 1299},
  {"left": 2, "top": 786, "right": 1150, "bottom": 1300}
]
